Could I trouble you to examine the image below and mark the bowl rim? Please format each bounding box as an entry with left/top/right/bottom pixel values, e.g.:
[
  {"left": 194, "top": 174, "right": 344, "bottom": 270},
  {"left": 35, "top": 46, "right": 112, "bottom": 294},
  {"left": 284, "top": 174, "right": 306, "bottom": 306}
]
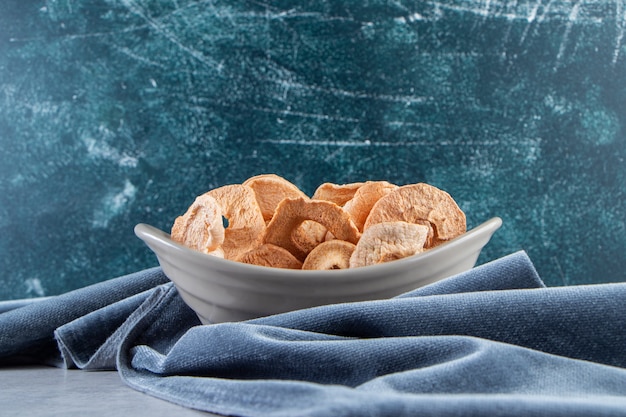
[{"left": 134, "top": 217, "right": 502, "bottom": 281}]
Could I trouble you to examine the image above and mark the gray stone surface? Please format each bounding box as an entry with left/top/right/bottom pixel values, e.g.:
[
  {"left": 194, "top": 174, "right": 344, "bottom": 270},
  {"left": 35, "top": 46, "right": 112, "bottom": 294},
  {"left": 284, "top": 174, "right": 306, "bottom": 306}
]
[
  {"left": 0, "top": 366, "right": 213, "bottom": 416},
  {"left": 1, "top": 0, "right": 625, "bottom": 298}
]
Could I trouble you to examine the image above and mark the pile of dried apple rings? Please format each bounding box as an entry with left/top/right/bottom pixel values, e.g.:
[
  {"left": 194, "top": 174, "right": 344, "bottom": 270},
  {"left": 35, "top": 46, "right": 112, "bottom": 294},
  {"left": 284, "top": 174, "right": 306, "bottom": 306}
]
[{"left": 171, "top": 174, "right": 466, "bottom": 270}]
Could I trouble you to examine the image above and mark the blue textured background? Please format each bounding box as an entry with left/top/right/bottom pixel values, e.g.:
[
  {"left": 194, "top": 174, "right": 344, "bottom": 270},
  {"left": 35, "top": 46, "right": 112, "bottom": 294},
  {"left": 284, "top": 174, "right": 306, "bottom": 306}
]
[{"left": 1, "top": 0, "right": 625, "bottom": 299}]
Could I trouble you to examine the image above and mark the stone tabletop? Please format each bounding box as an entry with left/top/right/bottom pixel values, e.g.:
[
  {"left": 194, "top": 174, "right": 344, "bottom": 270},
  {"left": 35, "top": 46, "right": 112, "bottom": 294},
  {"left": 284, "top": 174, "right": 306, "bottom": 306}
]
[
  {"left": 1, "top": 0, "right": 625, "bottom": 299},
  {"left": 0, "top": 366, "right": 213, "bottom": 416}
]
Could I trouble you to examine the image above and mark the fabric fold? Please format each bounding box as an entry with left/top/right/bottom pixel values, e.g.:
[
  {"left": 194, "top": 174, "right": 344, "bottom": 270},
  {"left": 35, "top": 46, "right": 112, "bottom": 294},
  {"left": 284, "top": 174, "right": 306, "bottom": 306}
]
[
  {"left": 0, "top": 267, "right": 169, "bottom": 366},
  {"left": 109, "top": 251, "right": 626, "bottom": 416},
  {"left": 55, "top": 285, "right": 177, "bottom": 370}
]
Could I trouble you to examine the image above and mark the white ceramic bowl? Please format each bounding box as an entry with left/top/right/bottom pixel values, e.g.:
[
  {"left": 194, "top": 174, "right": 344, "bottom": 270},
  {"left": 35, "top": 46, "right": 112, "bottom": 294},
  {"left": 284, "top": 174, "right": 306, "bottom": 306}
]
[{"left": 135, "top": 217, "right": 502, "bottom": 324}]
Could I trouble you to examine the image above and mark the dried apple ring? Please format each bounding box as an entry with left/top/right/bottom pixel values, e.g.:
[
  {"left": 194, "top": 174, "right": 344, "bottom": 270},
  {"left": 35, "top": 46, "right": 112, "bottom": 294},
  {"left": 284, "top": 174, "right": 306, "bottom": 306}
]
[
  {"left": 349, "top": 221, "right": 430, "bottom": 268},
  {"left": 245, "top": 175, "right": 324, "bottom": 252},
  {"left": 243, "top": 174, "right": 308, "bottom": 222},
  {"left": 306, "top": 181, "right": 364, "bottom": 246},
  {"left": 206, "top": 184, "right": 266, "bottom": 261},
  {"left": 239, "top": 244, "right": 303, "bottom": 269},
  {"left": 312, "top": 182, "right": 364, "bottom": 206},
  {"left": 363, "top": 183, "right": 466, "bottom": 248},
  {"left": 343, "top": 181, "right": 398, "bottom": 232},
  {"left": 264, "top": 197, "right": 360, "bottom": 261},
  {"left": 171, "top": 194, "right": 225, "bottom": 254},
  {"left": 291, "top": 220, "right": 328, "bottom": 255},
  {"left": 302, "top": 240, "right": 356, "bottom": 270}
]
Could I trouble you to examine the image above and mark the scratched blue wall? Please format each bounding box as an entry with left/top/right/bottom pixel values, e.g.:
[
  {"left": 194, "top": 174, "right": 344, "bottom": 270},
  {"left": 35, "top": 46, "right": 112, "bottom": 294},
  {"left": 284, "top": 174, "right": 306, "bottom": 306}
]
[{"left": 1, "top": 0, "right": 625, "bottom": 299}]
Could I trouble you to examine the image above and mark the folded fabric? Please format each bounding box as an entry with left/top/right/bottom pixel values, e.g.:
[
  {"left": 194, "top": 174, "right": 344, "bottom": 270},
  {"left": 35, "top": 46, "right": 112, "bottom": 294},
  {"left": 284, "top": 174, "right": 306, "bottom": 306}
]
[
  {"left": 1, "top": 251, "right": 626, "bottom": 416},
  {"left": 0, "top": 267, "right": 169, "bottom": 366}
]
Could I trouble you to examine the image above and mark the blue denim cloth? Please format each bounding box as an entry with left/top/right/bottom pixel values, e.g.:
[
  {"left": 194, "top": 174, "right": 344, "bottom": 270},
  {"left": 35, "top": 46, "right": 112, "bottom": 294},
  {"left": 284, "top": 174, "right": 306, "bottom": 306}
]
[{"left": 2, "top": 251, "right": 626, "bottom": 416}]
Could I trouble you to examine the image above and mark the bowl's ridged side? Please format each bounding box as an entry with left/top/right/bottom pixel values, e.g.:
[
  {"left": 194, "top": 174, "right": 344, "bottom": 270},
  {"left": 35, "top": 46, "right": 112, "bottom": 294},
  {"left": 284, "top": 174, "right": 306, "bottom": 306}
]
[{"left": 135, "top": 217, "right": 502, "bottom": 323}]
